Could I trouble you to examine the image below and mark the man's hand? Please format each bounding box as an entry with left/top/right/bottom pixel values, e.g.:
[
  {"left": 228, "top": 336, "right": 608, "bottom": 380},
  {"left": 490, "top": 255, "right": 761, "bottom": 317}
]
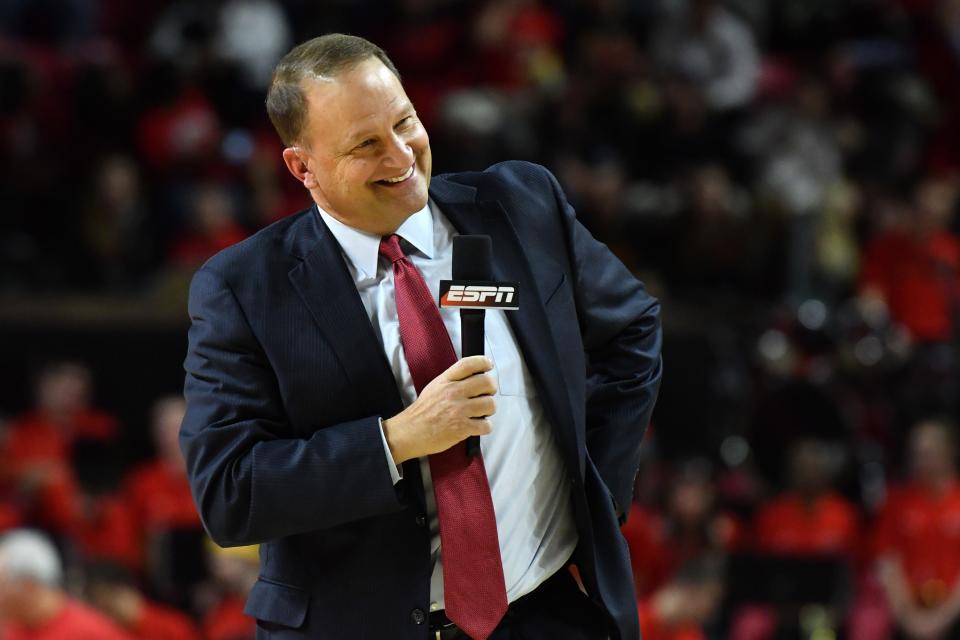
[{"left": 382, "top": 356, "right": 497, "bottom": 464}]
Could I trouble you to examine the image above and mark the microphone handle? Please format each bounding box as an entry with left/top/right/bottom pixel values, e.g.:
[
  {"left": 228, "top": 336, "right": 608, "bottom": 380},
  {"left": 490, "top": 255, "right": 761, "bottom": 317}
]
[{"left": 461, "top": 309, "right": 485, "bottom": 457}]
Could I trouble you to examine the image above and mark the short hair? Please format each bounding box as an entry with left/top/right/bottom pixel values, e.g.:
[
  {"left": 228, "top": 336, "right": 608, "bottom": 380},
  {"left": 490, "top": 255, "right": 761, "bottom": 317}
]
[
  {"left": 0, "top": 530, "right": 63, "bottom": 587},
  {"left": 266, "top": 33, "right": 401, "bottom": 146}
]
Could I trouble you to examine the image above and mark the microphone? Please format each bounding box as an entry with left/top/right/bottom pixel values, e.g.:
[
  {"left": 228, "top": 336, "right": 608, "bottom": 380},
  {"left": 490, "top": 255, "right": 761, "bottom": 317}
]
[{"left": 441, "top": 235, "right": 519, "bottom": 457}]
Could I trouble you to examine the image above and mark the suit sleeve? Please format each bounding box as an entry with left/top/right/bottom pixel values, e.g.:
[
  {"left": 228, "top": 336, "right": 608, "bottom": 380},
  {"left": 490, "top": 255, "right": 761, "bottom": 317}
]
[
  {"left": 546, "top": 168, "right": 663, "bottom": 522},
  {"left": 180, "top": 266, "right": 406, "bottom": 547}
]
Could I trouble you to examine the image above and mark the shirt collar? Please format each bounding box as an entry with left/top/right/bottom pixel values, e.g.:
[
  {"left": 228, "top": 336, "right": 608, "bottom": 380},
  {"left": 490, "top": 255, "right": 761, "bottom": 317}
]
[{"left": 315, "top": 202, "right": 434, "bottom": 283}]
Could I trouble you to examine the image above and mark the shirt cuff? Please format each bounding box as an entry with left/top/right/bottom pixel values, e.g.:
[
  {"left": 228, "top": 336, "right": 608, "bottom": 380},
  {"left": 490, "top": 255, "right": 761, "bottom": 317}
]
[{"left": 378, "top": 417, "right": 404, "bottom": 485}]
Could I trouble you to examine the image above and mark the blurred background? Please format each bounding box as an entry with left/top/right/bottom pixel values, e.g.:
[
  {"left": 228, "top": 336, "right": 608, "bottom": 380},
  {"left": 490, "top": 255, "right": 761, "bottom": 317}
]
[{"left": 1, "top": 0, "right": 960, "bottom": 638}]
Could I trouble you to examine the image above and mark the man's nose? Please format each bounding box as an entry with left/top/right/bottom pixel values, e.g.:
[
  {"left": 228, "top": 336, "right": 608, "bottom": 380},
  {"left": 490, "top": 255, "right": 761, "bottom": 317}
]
[{"left": 383, "top": 132, "right": 414, "bottom": 168}]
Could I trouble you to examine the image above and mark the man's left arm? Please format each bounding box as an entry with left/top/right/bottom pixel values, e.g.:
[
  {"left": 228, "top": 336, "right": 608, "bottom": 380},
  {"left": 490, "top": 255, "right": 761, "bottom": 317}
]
[{"left": 546, "top": 168, "right": 663, "bottom": 523}]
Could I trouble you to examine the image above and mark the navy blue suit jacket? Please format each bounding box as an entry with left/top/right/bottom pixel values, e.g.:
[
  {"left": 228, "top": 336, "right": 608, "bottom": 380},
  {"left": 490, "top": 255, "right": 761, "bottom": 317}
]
[{"left": 181, "top": 161, "right": 662, "bottom": 639}]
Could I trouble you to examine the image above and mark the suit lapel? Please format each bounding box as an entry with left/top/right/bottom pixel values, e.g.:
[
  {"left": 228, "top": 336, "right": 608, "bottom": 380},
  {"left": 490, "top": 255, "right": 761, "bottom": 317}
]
[
  {"left": 432, "top": 181, "right": 585, "bottom": 478},
  {"left": 287, "top": 209, "right": 404, "bottom": 422}
]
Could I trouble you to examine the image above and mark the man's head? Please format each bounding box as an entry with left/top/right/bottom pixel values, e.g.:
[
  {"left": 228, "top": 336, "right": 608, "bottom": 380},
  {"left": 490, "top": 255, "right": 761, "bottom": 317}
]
[
  {"left": 151, "top": 396, "right": 187, "bottom": 471},
  {"left": 788, "top": 438, "right": 835, "bottom": 498},
  {"left": 909, "top": 418, "right": 958, "bottom": 487},
  {"left": 267, "top": 34, "right": 431, "bottom": 235},
  {"left": 0, "top": 530, "right": 64, "bottom": 625},
  {"left": 84, "top": 561, "right": 142, "bottom": 627},
  {"left": 34, "top": 361, "right": 92, "bottom": 419}
]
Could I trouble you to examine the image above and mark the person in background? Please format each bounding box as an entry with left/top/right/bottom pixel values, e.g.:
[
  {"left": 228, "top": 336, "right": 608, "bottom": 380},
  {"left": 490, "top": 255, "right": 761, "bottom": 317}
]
[
  {"left": 0, "top": 362, "right": 119, "bottom": 532},
  {"left": 753, "top": 438, "right": 860, "bottom": 558},
  {"left": 637, "top": 556, "right": 724, "bottom": 640},
  {"left": 84, "top": 561, "right": 200, "bottom": 640},
  {"left": 874, "top": 419, "right": 960, "bottom": 639},
  {"left": 859, "top": 176, "right": 960, "bottom": 344},
  {"left": 0, "top": 529, "right": 131, "bottom": 640},
  {"left": 123, "top": 396, "right": 202, "bottom": 566},
  {"left": 72, "top": 397, "right": 200, "bottom": 577},
  {"left": 169, "top": 183, "right": 248, "bottom": 269},
  {"left": 201, "top": 541, "right": 257, "bottom": 640},
  {"left": 622, "top": 459, "right": 743, "bottom": 597}
]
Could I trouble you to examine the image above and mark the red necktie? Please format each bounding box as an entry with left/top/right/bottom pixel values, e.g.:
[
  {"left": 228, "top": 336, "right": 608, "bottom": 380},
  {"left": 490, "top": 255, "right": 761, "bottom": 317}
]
[{"left": 380, "top": 234, "right": 508, "bottom": 640}]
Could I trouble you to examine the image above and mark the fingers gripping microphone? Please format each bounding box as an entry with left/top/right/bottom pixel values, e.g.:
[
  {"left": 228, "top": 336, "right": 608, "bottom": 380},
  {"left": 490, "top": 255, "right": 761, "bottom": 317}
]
[{"left": 440, "top": 236, "right": 520, "bottom": 457}]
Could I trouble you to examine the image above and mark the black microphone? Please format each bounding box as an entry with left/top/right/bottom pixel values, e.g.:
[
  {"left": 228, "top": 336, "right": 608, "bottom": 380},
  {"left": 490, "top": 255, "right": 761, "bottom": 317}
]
[
  {"left": 440, "top": 236, "right": 520, "bottom": 457},
  {"left": 452, "top": 235, "right": 492, "bottom": 458}
]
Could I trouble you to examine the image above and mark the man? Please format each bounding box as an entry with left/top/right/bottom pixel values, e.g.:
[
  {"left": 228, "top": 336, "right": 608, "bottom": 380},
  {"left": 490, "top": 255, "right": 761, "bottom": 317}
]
[
  {"left": 84, "top": 561, "right": 201, "bottom": 640},
  {"left": 0, "top": 529, "right": 131, "bottom": 640},
  {"left": 874, "top": 419, "right": 960, "bottom": 639},
  {"left": 180, "top": 33, "right": 662, "bottom": 640},
  {"left": 753, "top": 439, "right": 859, "bottom": 557}
]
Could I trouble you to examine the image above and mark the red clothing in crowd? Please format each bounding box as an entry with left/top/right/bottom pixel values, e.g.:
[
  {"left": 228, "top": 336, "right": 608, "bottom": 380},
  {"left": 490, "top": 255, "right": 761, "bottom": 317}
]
[
  {"left": 873, "top": 481, "right": 960, "bottom": 606},
  {"left": 124, "top": 459, "right": 202, "bottom": 531},
  {"left": 137, "top": 90, "right": 221, "bottom": 171},
  {"left": 0, "top": 498, "right": 21, "bottom": 531},
  {"left": 859, "top": 229, "right": 960, "bottom": 342},
  {"left": 3, "top": 409, "right": 118, "bottom": 471},
  {"left": 4, "top": 599, "right": 132, "bottom": 640},
  {"left": 170, "top": 225, "right": 248, "bottom": 269},
  {"left": 621, "top": 505, "right": 744, "bottom": 596},
  {"left": 638, "top": 601, "right": 704, "bottom": 640},
  {"left": 621, "top": 506, "right": 670, "bottom": 595},
  {"left": 203, "top": 595, "right": 255, "bottom": 640},
  {"left": 74, "top": 494, "right": 142, "bottom": 572},
  {"left": 131, "top": 600, "right": 202, "bottom": 640},
  {"left": 0, "top": 409, "right": 118, "bottom": 531},
  {"left": 753, "top": 491, "right": 860, "bottom": 557},
  {"left": 75, "top": 460, "right": 201, "bottom": 573}
]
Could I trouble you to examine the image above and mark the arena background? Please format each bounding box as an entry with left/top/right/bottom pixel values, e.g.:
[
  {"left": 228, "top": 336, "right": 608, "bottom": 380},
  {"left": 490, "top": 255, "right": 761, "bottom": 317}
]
[{"left": 1, "top": 1, "right": 960, "bottom": 638}]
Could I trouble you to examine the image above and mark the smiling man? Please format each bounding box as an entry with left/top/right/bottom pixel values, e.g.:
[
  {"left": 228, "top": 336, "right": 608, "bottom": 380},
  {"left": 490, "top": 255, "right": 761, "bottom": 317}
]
[{"left": 180, "top": 33, "right": 662, "bottom": 640}]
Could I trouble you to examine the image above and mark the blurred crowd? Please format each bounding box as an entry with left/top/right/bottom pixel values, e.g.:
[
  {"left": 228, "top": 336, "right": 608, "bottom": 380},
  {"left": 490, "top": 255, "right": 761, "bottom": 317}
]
[{"left": 3, "top": 0, "right": 960, "bottom": 638}]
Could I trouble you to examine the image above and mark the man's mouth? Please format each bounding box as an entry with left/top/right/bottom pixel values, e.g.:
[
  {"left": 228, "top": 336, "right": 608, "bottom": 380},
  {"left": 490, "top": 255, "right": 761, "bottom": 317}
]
[{"left": 376, "top": 165, "right": 415, "bottom": 186}]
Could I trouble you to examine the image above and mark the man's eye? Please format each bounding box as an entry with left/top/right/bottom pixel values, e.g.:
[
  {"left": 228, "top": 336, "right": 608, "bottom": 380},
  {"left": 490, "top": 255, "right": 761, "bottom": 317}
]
[
  {"left": 355, "top": 139, "right": 375, "bottom": 150},
  {"left": 396, "top": 116, "right": 414, "bottom": 129}
]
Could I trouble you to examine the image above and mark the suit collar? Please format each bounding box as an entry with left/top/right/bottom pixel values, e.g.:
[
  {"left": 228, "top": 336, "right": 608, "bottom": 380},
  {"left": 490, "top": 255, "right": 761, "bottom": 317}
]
[
  {"left": 286, "top": 209, "right": 405, "bottom": 422},
  {"left": 314, "top": 203, "right": 434, "bottom": 284}
]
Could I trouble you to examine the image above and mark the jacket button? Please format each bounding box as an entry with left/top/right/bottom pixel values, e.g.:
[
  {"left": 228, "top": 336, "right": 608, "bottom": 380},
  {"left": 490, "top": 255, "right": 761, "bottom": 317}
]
[
  {"left": 411, "top": 608, "right": 426, "bottom": 625},
  {"left": 415, "top": 515, "right": 426, "bottom": 527}
]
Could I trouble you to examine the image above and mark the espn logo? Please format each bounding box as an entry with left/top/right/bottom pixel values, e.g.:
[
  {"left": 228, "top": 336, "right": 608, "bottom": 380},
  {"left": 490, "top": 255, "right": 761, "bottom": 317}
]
[{"left": 439, "top": 280, "right": 520, "bottom": 310}]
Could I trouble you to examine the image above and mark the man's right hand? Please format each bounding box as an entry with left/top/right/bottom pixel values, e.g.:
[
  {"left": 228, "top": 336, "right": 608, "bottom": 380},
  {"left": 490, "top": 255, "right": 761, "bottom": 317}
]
[{"left": 382, "top": 355, "right": 497, "bottom": 464}]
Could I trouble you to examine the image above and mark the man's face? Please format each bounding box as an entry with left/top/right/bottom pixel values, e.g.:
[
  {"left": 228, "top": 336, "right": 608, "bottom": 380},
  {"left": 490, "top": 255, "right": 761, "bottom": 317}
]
[
  {"left": 910, "top": 422, "right": 956, "bottom": 483},
  {"left": 289, "top": 57, "right": 431, "bottom": 235}
]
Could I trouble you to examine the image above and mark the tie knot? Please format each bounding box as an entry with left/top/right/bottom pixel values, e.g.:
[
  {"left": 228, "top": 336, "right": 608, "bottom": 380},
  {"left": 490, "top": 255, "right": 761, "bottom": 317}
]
[{"left": 379, "top": 234, "right": 406, "bottom": 264}]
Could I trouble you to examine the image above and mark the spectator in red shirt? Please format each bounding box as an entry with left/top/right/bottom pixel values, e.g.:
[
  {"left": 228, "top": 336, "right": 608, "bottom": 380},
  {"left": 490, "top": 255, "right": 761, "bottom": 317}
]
[
  {"left": 637, "top": 556, "right": 724, "bottom": 640},
  {"left": 85, "top": 561, "right": 201, "bottom": 640},
  {"left": 123, "top": 396, "right": 202, "bottom": 553},
  {"left": 622, "top": 459, "right": 744, "bottom": 596},
  {"left": 114, "top": 397, "right": 204, "bottom": 605},
  {"left": 874, "top": 418, "right": 960, "bottom": 639},
  {"left": 169, "top": 184, "right": 248, "bottom": 269},
  {"left": 859, "top": 177, "right": 960, "bottom": 343},
  {"left": 0, "top": 529, "right": 131, "bottom": 640},
  {"left": 753, "top": 439, "right": 860, "bottom": 558},
  {"left": 61, "top": 397, "right": 200, "bottom": 578},
  {"left": 1, "top": 362, "right": 119, "bottom": 532}
]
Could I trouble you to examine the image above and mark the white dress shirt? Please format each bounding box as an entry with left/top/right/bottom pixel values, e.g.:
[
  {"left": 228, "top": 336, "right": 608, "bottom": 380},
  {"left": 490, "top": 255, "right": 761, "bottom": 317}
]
[{"left": 316, "top": 202, "right": 578, "bottom": 610}]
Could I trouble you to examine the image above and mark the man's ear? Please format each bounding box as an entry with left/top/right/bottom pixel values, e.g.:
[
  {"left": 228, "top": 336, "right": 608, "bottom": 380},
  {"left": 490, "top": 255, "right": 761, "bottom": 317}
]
[{"left": 281, "top": 147, "right": 317, "bottom": 189}]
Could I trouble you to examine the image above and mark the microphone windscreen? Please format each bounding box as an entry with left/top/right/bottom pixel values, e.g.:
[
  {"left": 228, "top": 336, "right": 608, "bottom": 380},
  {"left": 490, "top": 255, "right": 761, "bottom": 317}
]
[{"left": 452, "top": 235, "right": 492, "bottom": 280}]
